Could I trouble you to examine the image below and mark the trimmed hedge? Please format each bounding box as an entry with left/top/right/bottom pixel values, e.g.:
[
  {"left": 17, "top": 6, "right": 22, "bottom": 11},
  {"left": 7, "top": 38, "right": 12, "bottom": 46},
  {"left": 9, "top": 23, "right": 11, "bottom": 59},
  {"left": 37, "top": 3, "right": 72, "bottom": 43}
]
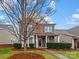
[
  {"left": 13, "top": 43, "right": 21, "bottom": 49},
  {"left": 47, "top": 43, "right": 72, "bottom": 49},
  {"left": 29, "top": 44, "right": 35, "bottom": 48}
]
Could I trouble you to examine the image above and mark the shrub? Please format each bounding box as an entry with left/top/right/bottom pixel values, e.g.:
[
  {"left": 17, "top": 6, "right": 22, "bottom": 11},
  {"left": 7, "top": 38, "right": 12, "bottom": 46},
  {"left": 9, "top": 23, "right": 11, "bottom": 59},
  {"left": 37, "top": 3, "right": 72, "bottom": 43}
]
[
  {"left": 13, "top": 43, "right": 21, "bottom": 49},
  {"left": 29, "top": 44, "right": 35, "bottom": 48},
  {"left": 47, "top": 43, "right": 71, "bottom": 49}
]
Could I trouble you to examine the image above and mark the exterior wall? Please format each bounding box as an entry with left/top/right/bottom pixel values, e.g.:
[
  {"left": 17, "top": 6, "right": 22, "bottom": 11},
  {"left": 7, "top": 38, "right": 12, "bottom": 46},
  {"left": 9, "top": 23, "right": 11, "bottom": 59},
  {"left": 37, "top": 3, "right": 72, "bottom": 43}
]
[
  {"left": 59, "top": 34, "right": 72, "bottom": 43},
  {"left": 20, "top": 19, "right": 55, "bottom": 35},
  {"left": 54, "top": 34, "right": 74, "bottom": 49},
  {"left": 0, "top": 29, "right": 17, "bottom": 44},
  {"left": 47, "top": 35, "right": 73, "bottom": 43},
  {"left": 54, "top": 36, "right": 60, "bottom": 43}
]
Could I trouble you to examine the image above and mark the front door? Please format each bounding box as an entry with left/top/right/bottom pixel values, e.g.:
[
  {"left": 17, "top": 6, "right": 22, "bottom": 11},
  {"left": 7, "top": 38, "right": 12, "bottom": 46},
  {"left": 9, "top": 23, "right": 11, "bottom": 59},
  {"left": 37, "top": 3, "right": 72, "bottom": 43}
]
[
  {"left": 74, "top": 39, "right": 79, "bottom": 49},
  {"left": 38, "top": 37, "right": 46, "bottom": 48},
  {"left": 77, "top": 40, "right": 79, "bottom": 48}
]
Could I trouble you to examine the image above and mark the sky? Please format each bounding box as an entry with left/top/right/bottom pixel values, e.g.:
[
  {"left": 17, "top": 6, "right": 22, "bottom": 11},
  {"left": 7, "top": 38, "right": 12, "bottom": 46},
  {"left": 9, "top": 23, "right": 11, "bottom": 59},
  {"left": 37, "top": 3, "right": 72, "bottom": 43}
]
[
  {"left": 53, "top": 0, "right": 79, "bottom": 29},
  {"left": 0, "top": 0, "right": 79, "bottom": 30}
]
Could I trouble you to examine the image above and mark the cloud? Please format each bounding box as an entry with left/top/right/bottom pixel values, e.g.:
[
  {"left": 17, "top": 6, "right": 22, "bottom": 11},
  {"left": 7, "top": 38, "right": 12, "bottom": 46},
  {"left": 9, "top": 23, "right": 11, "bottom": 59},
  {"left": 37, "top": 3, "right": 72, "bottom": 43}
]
[
  {"left": 65, "top": 9, "right": 79, "bottom": 25},
  {"left": 72, "top": 14, "right": 79, "bottom": 19},
  {"left": 0, "top": 15, "right": 6, "bottom": 20},
  {"left": 65, "top": 18, "right": 79, "bottom": 25},
  {"left": 44, "top": 16, "right": 55, "bottom": 24},
  {"left": 75, "top": 9, "right": 79, "bottom": 12}
]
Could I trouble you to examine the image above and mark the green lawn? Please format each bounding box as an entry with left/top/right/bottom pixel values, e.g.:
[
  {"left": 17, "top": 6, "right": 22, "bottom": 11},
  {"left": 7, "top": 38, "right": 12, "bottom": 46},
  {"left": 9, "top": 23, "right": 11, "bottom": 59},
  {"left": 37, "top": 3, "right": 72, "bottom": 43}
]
[
  {"left": 0, "top": 48, "right": 57, "bottom": 59},
  {"left": 57, "top": 50, "right": 79, "bottom": 59}
]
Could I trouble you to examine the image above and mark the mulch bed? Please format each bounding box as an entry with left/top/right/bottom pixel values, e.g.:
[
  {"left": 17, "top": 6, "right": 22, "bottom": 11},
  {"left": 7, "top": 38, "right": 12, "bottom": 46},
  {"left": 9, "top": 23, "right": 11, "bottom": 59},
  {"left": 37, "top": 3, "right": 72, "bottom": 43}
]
[
  {"left": 0, "top": 44, "right": 12, "bottom": 48},
  {"left": 8, "top": 53, "right": 45, "bottom": 59},
  {"left": 12, "top": 48, "right": 46, "bottom": 51}
]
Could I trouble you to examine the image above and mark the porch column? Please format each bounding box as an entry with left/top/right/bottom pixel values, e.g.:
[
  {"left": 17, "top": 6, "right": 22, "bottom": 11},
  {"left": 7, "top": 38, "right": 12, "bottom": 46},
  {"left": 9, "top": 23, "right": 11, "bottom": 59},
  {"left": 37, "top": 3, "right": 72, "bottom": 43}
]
[
  {"left": 36, "top": 34, "right": 38, "bottom": 48},
  {"left": 46, "top": 35, "right": 48, "bottom": 47},
  {"left": 46, "top": 35, "right": 48, "bottom": 43},
  {"left": 27, "top": 38, "right": 29, "bottom": 47},
  {"left": 57, "top": 35, "right": 60, "bottom": 43},
  {"left": 71, "top": 39, "right": 74, "bottom": 49}
]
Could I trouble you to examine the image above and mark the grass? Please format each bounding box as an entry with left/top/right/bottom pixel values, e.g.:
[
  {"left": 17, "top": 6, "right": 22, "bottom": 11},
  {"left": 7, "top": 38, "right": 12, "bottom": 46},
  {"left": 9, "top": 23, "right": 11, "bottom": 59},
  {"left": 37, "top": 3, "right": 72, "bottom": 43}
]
[
  {"left": 0, "top": 48, "right": 11, "bottom": 55},
  {"left": 0, "top": 48, "right": 57, "bottom": 59},
  {"left": 57, "top": 50, "right": 79, "bottom": 59},
  {"left": 0, "top": 48, "right": 13, "bottom": 59}
]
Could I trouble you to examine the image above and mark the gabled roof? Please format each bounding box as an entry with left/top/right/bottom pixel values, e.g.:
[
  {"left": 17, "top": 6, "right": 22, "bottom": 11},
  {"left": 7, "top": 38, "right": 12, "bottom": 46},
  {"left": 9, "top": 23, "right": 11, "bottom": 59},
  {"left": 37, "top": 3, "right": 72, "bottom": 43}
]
[
  {"left": 0, "top": 24, "right": 14, "bottom": 33},
  {"left": 68, "top": 26, "right": 79, "bottom": 36},
  {"left": 0, "top": 24, "right": 9, "bottom": 29},
  {"left": 32, "top": 14, "right": 55, "bottom": 25},
  {"left": 55, "top": 29, "right": 79, "bottom": 38}
]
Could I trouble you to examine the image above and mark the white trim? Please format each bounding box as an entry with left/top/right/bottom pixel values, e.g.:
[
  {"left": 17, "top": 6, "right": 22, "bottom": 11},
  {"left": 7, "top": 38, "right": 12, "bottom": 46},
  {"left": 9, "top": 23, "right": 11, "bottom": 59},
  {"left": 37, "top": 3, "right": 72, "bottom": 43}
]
[
  {"left": 46, "top": 35, "right": 48, "bottom": 47},
  {"left": 71, "top": 39, "right": 74, "bottom": 49},
  {"left": 36, "top": 34, "right": 38, "bottom": 48},
  {"left": 27, "top": 38, "right": 29, "bottom": 47},
  {"left": 21, "top": 41, "right": 24, "bottom": 48},
  {"left": 46, "top": 35, "right": 48, "bottom": 43},
  {"left": 57, "top": 35, "right": 60, "bottom": 43},
  {"left": 32, "top": 36, "right": 34, "bottom": 43}
]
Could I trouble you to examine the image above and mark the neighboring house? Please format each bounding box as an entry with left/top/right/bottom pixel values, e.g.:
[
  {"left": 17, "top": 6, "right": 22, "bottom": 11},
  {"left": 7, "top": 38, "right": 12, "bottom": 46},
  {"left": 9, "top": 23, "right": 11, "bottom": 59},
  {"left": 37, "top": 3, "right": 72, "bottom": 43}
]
[
  {"left": 0, "top": 24, "right": 17, "bottom": 47},
  {"left": 54, "top": 26, "right": 79, "bottom": 49}
]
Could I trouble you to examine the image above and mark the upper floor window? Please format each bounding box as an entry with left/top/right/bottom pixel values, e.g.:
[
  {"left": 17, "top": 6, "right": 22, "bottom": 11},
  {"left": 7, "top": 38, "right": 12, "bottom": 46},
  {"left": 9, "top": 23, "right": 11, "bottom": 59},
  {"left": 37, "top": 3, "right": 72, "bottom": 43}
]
[
  {"left": 27, "top": 25, "right": 32, "bottom": 32},
  {"left": 44, "top": 26, "right": 52, "bottom": 32}
]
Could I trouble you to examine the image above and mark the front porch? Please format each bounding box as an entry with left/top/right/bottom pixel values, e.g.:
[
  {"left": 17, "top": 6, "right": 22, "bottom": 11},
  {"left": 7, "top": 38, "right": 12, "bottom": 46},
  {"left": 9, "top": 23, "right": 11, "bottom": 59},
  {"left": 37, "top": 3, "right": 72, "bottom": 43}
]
[
  {"left": 24, "top": 33, "right": 60, "bottom": 48},
  {"left": 35, "top": 34, "right": 59, "bottom": 48},
  {"left": 72, "top": 38, "right": 79, "bottom": 49}
]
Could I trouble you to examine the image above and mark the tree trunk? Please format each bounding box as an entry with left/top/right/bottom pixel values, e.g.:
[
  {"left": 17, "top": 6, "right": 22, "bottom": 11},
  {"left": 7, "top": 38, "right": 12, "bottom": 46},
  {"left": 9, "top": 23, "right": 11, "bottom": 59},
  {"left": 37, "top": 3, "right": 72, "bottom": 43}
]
[
  {"left": 19, "top": 34, "right": 22, "bottom": 44},
  {"left": 23, "top": 39, "right": 27, "bottom": 51}
]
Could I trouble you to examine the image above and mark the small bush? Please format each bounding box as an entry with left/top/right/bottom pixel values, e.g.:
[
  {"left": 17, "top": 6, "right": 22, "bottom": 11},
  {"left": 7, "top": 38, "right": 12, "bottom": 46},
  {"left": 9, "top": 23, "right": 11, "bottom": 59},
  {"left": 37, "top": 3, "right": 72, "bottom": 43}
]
[
  {"left": 29, "top": 44, "right": 35, "bottom": 48},
  {"left": 13, "top": 43, "right": 21, "bottom": 49},
  {"left": 47, "top": 43, "right": 71, "bottom": 49}
]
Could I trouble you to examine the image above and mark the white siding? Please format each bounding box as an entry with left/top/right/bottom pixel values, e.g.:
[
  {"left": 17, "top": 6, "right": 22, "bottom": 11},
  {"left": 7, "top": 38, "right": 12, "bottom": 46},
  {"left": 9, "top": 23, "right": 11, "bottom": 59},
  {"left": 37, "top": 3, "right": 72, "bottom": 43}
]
[{"left": 0, "top": 29, "right": 17, "bottom": 44}]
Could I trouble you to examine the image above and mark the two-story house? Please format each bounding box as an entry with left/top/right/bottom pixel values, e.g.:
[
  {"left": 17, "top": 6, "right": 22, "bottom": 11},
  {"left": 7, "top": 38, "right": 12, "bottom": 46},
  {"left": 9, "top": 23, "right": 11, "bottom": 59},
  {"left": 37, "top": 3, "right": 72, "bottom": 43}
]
[{"left": 19, "top": 18, "right": 60, "bottom": 48}]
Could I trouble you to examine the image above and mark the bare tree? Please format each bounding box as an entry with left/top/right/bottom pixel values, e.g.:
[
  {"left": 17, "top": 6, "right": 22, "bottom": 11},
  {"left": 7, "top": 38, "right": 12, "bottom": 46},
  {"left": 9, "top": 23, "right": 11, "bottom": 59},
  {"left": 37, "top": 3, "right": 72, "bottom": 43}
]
[{"left": 0, "top": 0, "right": 56, "bottom": 51}]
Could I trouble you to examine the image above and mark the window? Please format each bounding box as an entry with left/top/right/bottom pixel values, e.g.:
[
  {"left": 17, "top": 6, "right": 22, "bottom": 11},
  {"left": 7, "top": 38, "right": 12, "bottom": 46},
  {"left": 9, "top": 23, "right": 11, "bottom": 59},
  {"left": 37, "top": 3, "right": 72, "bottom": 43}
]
[
  {"left": 29, "top": 37, "right": 33, "bottom": 43},
  {"left": 27, "top": 25, "right": 32, "bottom": 32},
  {"left": 48, "top": 36, "right": 54, "bottom": 42},
  {"left": 44, "top": 26, "right": 52, "bottom": 32}
]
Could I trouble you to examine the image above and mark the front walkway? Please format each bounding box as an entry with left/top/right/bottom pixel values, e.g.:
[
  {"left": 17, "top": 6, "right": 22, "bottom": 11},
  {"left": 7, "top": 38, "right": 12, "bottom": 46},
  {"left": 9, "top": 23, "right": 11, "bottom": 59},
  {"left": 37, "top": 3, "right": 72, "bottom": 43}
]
[{"left": 45, "top": 49, "right": 69, "bottom": 59}]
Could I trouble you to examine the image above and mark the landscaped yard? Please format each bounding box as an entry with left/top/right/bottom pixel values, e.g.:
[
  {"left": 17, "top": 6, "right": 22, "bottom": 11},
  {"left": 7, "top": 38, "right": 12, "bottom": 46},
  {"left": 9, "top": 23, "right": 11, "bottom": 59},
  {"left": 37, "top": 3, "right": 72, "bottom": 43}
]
[
  {"left": 0, "top": 48, "right": 57, "bottom": 59},
  {"left": 57, "top": 50, "right": 79, "bottom": 59}
]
